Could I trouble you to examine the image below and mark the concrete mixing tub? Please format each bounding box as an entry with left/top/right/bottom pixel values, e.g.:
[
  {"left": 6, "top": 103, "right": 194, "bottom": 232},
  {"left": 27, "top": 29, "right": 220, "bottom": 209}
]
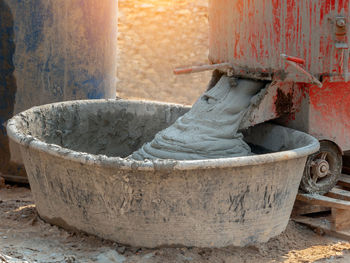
[{"left": 6, "top": 99, "right": 319, "bottom": 248}]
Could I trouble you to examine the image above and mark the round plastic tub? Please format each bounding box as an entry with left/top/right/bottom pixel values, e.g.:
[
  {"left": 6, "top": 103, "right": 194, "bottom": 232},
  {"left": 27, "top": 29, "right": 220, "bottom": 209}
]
[{"left": 6, "top": 99, "right": 319, "bottom": 248}]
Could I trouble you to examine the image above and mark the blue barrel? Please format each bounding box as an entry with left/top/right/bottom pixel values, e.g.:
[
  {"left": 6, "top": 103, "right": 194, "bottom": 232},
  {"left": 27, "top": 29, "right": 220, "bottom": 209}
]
[{"left": 0, "top": 0, "right": 118, "bottom": 176}]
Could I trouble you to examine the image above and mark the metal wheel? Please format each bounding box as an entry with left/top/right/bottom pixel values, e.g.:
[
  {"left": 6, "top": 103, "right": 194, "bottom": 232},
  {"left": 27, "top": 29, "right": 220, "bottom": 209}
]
[{"left": 300, "top": 140, "right": 342, "bottom": 194}]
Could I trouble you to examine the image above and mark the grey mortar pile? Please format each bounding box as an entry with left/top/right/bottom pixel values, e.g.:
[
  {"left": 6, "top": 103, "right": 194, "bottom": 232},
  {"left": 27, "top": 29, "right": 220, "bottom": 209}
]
[{"left": 130, "top": 75, "right": 265, "bottom": 160}]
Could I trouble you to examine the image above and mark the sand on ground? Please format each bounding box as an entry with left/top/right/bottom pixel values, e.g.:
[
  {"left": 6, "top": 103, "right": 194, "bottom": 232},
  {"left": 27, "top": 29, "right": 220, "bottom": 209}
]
[{"left": 2, "top": 186, "right": 350, "bottom": 263}]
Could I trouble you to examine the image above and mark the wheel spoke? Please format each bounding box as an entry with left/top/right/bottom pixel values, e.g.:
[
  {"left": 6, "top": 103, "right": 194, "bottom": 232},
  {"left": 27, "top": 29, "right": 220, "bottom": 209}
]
[
  {"left": 301, "top": 141, "right": 342, "bottom": 193},
  {"left": 326, "top": 172, "right": 333, "bottom": 178},
  {"left": 320, "top": 152, "right": 327, "bottom": 160}
]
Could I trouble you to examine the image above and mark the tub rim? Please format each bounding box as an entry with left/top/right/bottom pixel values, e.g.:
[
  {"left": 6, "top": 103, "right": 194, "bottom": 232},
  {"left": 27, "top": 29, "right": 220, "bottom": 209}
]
[{"left": 6, "top": 99, "right": 320, "bottom": 171}]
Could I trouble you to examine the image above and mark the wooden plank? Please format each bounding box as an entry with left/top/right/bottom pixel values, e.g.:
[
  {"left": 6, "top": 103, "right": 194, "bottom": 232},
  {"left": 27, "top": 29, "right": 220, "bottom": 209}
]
[
  {"left": 293, "top": 170, "right": 350, "bottom": 238},
  {"left": 292, "top": 200, "right": 330, "bottom": 216},
  {"left": 326, "top": 187, "right": 350, "bottom": 202},
  {"left": 293, "top": 216, "right": 350, "bottom": 242},
  {"left": 0, "top": 174, "right": 29, "bottom": 184},
  {"left": 296, "top": 193, "right": 350, "bottom": 210},
  {"left": 338, "top": 174, "right": 350, "bottom": 189},
  {"left": 332, "top": 208, "right": 350, "bottom": 231},
  {"left": 293, "top": 215, "right": 332, "bottom": 230}
]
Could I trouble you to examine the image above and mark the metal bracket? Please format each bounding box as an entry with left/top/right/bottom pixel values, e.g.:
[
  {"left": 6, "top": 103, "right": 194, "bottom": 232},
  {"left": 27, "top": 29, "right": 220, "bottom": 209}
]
[
  {"left": 334, "top": 16, "right": 349, "bottom": 82},
  {"left": 173, "top": 63, "right": 230, "bottom": 75},
  {"left": 335, "top": 44, "right": 349, "bottom": 82},
  {"left": 280, "top": 54, "right": 323, "bottom": 87}
]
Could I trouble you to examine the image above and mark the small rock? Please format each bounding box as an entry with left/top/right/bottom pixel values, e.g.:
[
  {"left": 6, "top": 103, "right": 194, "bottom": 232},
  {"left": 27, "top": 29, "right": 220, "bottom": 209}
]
[
  {"left": 64, "top": 255, "right": 76, "bottom": 263},
  {"left": 116, "top": 246, "right": 126, "bottom": 255},
  {"left": 0, "top": 253, "right": 29, "bottom": 263},
  {"left": 128, "top": 247, "right": 142, "bottom": 254},
  {"left": 96, "top": 250, "right": 126, "bottom": 263},
  {"left": 142, "top": 253, "right": 154, "bottom": 259},
  {"left": 313, "top": 227, "right": 325, "bottom": 236}
]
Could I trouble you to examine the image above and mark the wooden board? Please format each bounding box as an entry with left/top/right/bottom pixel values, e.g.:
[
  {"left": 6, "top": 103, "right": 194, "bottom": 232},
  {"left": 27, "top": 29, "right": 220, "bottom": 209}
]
[
  {"left": 292, "top": 200, "right": 330, "bottom": 216},
  {"left": 0, "top": 173, "right": 29, "bottom": 184},
  {"left": 332, "top": 208, "right": 350, "bottom": 231},
  {"left": 338, "top": 175, "right": 350, "bottom": 189},
  {"left": 296, "top": 193, "right": 350, "bottom": 210},
  {"left": 293, "top": 215, "right": 350, "bottom": 241},
  {"left": 326, "top": 187, "right": 350, "bottom": 201},
  {"left": 292, "top": 173, "right": 350, "bottom": 239}
]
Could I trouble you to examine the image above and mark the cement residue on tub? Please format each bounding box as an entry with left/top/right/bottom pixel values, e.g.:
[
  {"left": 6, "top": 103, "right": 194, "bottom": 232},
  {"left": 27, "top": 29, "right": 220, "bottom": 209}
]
[{"left": 131, "top": 75, "right": 265, "bottom": 160}]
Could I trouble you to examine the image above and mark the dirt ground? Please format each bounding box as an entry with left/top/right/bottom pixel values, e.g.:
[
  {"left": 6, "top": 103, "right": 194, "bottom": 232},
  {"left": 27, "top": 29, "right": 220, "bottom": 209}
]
[
  {"left": 2, "top": 186, "right": 350, "bottom": 263},
  {"left": 3, "top": 0, "right": 350, "bottom": 262},
  {"left": 116, "top": 0, "right": 211, "bottom": 105}
]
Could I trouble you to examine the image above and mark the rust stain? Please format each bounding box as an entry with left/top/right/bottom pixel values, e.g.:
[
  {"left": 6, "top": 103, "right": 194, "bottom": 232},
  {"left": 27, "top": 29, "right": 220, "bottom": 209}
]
[{"left": 274, "top": 88, "right": 293, "bottom": 116}]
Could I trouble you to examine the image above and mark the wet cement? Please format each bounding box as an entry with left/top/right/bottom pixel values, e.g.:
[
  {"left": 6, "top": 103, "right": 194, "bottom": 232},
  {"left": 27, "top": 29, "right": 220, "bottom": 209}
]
[{"left": 131, "top": 76, "right": 265, "bottom": 160}]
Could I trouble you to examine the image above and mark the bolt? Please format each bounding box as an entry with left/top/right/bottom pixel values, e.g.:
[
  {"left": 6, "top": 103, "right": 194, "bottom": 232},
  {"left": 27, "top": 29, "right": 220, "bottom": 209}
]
[
  {"left": 320, "top": 166, "right": 327, "bottom": 173},
  {"left": 337, "top": 18, "right": 346, "bottom": 27}
]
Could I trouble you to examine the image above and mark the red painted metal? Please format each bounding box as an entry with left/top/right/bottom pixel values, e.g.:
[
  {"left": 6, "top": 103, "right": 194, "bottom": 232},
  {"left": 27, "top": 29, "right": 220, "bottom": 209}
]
[
  {"left": 209, "top": 0, "right": 349, "bottom": 79},
  {"left": 208, "top": 0, "right": 350, "bottom": 152},
  {"left": 280, "top": 78, "right": 350, "bottom": 152},
  {"left": 307, "top": 78, "right": 350, "bottom": 151}
]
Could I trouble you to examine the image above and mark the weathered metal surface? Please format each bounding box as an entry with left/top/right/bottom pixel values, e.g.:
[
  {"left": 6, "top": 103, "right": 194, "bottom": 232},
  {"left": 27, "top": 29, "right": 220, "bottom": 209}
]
[
  {"left": 240, "top": 81, "right": 304, "bottom": 130},
  {"left": 0, "top": 0, "right": 118, "bottom": 173},
  {"left": 308, "top": 78, "right": 350, "bottom": 151},
  {"left": 173, "top": 63, "right": 230, "bottom": 75},
  {"left": 279, "top": 77, "right": 350, "bottom": 152},
  {"left": 209, "top": 0, "right": 349, "bottom": 78},
  {"left": 0, "top": 1, "right": 24, "bottom": 176},
  {"left": 6, "top": 99, "right": 319, "bottom": 248}
]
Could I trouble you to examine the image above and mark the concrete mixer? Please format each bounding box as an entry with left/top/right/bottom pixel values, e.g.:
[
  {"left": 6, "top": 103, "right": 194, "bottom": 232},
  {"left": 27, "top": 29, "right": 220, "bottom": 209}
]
[{"left": 175, "top": 0, "right": 350, "bottom": 194}]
